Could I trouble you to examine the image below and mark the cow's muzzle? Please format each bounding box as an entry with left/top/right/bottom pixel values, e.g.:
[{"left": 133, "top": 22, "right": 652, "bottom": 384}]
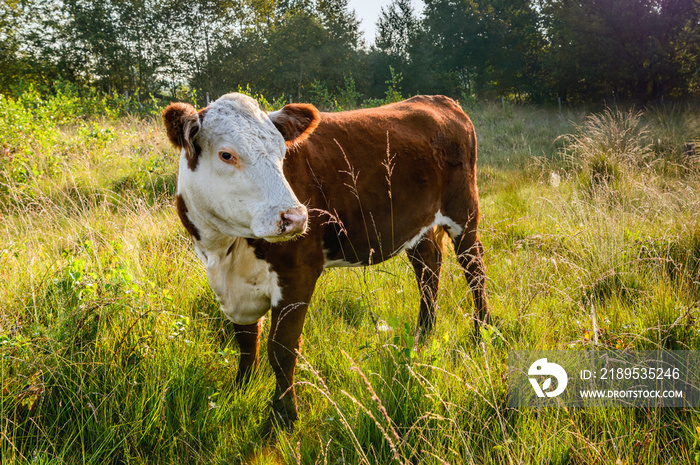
[{"left": 277, "top": 206, "right": 308, "bottom": 238}]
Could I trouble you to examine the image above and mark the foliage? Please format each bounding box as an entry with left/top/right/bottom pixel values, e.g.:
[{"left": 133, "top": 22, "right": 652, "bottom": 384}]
[
  {"left": 382, "top": 66, "right": 404, "bottom": 104},
  {"left": 0, "top": 82, "right": 163, "bottom": 202},
  {"left": 541, "top": 0, "right": 700, "bottom": 103},
  {"left": 421, "top": 0, "right": 545, "bottom": 99},
  {"left": 375, "top": 0, "right": 418, "bottom": 62},
  {"left": 1, "top": 0, "right": 698, "bottom": 103},
  {"left": 184, "top": 0, "right": 363, "bottom": 105}
]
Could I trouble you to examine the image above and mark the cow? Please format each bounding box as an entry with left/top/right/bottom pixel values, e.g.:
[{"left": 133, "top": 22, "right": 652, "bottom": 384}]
[{"left": 162, "top": 93, "right": 488, "bottom": 429}]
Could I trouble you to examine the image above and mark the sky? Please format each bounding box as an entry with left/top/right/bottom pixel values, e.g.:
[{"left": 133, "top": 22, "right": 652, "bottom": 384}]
[{"left": 349, "top": 0, "right": 425, "bottom": 44}]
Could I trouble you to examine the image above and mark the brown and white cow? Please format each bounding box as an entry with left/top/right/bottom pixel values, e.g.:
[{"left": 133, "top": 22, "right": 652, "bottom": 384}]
[{"left": 163, "top": 93, "right": 488, "bottom": 428}]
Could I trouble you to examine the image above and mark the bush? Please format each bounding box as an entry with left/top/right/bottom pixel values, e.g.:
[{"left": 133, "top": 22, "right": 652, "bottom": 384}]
[{"left": 561, "top": 107, "right": 651, "bottom": 189}]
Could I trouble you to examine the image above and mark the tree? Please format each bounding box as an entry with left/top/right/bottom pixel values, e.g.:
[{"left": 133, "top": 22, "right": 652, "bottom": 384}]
[
  {"left": 0, "top": 0, "right": 23, "bottom": 92},
  {"left": 421, "top": 0, "right": 545, "bottom": 99},
  {"left": 170, "top": 0, "right": 244, "bottom": 97},
  {"left": 541, "top": 0, "right": 700, "bottom": 103},
  {"left": 197, "top": 0, "right": 363, "bottom": 101},
  {"left": 479, "top": 0, "right": 544, "bottom": 100},
  {"left": 315, "top": 0, "right": 364, "bottom": 90},
  {"left": 265, "top": 10, "right": 328, "bottom": 99},
  {"left": 375, "top": 0, "right": 418, "bottom": 60},
  {"left": 18, "top": 0, "right": 178, "bottom": 95}
]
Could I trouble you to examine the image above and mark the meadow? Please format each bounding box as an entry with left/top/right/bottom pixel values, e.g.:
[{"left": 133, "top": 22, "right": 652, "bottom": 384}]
[{"left": 1, "top": 87, "right": 700, "bottom": 464}]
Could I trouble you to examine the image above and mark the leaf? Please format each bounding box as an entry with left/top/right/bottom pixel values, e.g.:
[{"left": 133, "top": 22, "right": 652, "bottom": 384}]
[{"left": 542, "top": 378, "right": 552, "bottom": 390}]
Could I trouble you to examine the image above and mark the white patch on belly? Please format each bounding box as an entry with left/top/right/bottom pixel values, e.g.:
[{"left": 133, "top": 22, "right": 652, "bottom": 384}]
[
  {"left": 321, "top": 211, "right": 465, "bottom": 267},
  {"left": 322, "top": 249, "right": 363, "bottom": 269},
  {"left": 398, "top": 210, "right": 464, "bottom": 251},
  {"left": 205, "top": 238, "right": 281, "bottom": 325},
  {"left": 401, "top": 223, "right": 436, "bottom": 251},
  {"left": 435, "top": 211, "right": 464, "bottom": 239}
]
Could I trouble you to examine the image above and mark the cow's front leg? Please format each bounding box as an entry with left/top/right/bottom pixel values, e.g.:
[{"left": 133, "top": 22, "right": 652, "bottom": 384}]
[
  {"left": 266, "top": 274, "right": 319, "bottom": 430},
  {"left": 233, "top": 320, "right": 261, "bottom": 386},
  {"left": 267, "top": 303, "right": 307, "bottom": 428}
]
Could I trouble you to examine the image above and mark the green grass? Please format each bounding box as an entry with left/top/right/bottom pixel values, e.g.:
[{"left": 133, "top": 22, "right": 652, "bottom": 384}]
[{"left": 2, "top": 93, "right": 700, "bottom": 464}]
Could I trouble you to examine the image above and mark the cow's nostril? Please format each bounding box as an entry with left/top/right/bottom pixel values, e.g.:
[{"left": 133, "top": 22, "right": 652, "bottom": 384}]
[{"left": 279, "top": 209, "right": 308, "bottom": 235}]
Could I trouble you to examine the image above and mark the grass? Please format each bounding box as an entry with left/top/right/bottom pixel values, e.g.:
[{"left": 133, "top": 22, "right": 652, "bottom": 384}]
[{"left": 2, "top": 92, "right": 700, "bottom": 464}]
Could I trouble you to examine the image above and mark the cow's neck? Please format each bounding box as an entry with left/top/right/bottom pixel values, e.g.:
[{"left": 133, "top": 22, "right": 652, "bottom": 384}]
[
  {"left": 194, "top": 229, "right": 239, "bottom": 263},
  {"left": 194, "top": 232, "right": 281, "bottom": 325}
]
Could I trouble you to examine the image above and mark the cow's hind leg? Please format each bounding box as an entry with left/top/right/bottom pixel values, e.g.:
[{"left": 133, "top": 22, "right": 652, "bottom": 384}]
[
  {"left": 233, "top": 320, "right": 261, "bottom": 386},
  {"left": 452, "top": 217, "right": 489, "bottom": 333},
  {"left": 407, "top": 227, "right": 443, "bottom": 336}
]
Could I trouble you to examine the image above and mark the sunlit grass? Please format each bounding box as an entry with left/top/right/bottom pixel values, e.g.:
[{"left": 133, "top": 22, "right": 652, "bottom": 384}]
[{"left": 2, "top": 95, "right": 700, "bottom": 463}]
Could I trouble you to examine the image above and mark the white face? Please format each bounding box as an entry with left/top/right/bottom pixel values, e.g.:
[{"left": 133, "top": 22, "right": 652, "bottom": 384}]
[{"left": 176, "top": 93, "right": 308, "bottom": 241}]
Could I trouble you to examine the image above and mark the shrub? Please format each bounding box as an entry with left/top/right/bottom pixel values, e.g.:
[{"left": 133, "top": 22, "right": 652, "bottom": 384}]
[{"left": 561, "top": 107, "right": 651, "bottom": 189}]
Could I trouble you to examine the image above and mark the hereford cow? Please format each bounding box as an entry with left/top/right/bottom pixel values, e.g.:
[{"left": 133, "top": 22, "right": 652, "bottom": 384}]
[{"left": 163, "top": 93, "right": 488, "bottom": 429}]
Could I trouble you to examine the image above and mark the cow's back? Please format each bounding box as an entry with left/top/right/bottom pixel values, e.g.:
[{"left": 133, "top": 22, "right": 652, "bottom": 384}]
[{"left": 282, "top": 96, "right": 478, "bottom": 266}]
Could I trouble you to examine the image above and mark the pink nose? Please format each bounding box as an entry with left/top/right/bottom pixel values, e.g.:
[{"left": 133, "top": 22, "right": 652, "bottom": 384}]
[{"left": 279, "top": 207, "right": 308, "bottom": 236}]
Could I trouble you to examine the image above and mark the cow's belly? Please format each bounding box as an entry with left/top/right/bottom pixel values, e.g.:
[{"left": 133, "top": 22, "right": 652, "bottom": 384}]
[
  {"left": 322, "top": 209, "right": 463, "bottom": 268},
  {"left": 205, "top": 238, "right": 282, "bottom": 324}
]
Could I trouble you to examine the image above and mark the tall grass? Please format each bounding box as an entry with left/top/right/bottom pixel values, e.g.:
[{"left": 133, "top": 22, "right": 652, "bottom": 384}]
[{"left": 2, "top": 92, "right": 700, "bottom": 463}]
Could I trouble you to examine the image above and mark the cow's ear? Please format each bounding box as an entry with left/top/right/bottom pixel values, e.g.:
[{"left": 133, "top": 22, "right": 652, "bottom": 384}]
[
  {"left": 269, "top": 104, "right": 320, "bottom": 147},
  {"left": 163, "top": 102, "right": 206, "bottom": 170}
]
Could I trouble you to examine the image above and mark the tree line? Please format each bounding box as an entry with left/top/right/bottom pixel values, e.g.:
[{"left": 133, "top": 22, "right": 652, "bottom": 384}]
[{"left": 1, "top": 0, "right": 698, "bottom": 106}]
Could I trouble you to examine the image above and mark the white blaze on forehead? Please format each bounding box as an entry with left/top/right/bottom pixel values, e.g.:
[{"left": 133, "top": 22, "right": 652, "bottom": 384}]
[{"left": 197, "top": 93, "right": 286, "bottom": 161}]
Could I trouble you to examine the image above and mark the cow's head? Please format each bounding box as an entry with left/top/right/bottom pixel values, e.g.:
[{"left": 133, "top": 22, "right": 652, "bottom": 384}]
[{"left": 163, "top": 93, "right": 319, "bottom": 242}]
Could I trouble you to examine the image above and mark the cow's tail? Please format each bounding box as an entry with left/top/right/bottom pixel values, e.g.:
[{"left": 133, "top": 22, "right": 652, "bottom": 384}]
[{"left": 434, "top": 226, "right": 451, "bottom": 255}]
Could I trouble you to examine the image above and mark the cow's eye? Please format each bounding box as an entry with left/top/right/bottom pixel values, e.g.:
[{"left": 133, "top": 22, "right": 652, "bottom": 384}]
[{"left": 219, "top": 151, "right": 240, "bottom": 166}]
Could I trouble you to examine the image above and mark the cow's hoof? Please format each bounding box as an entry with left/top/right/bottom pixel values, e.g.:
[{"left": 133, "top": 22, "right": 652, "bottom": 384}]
[
  {"left": 262, "top": 409, "right": 295, "bottom": 441},
  {"left": 234, "top": 370, "right": 254, "bottom": 388},
  {"left": 414, "top": 325, "right": 435, "bottom": 346}
]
